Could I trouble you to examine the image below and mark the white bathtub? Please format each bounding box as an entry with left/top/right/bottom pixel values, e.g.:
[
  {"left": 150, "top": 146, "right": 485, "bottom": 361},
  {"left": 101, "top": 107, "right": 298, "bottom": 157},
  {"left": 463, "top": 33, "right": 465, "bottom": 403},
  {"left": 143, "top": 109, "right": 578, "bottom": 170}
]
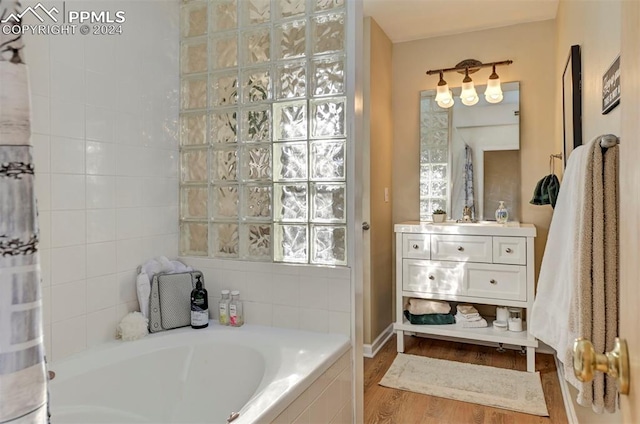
[{"left": 49, "top": 323, "right": 350, "bottom": 424}]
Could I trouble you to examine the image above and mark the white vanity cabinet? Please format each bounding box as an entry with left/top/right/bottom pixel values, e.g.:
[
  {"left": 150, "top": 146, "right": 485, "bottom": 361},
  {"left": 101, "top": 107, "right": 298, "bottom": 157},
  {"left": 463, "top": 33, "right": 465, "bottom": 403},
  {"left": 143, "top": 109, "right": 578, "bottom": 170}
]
[{"left": 394, "top": 221, "right": 538, "bottom": 372}]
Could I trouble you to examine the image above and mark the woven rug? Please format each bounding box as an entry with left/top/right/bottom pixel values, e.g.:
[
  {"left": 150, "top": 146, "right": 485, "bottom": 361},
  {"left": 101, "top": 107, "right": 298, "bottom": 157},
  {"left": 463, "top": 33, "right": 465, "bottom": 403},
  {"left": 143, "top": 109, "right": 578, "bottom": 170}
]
[{"left": 379, "top": 354, "right": 549, "bottom": 416}]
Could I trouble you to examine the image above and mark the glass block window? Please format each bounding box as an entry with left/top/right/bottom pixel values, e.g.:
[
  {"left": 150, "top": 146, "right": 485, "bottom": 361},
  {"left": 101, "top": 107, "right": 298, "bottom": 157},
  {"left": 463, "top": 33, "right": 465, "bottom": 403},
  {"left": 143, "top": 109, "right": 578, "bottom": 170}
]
[
  {"left": 419, "top": 95, "right": 450, "bottom": 220},
  {"left": 179, "top": 0, "right": 347, "bottom": 265}
]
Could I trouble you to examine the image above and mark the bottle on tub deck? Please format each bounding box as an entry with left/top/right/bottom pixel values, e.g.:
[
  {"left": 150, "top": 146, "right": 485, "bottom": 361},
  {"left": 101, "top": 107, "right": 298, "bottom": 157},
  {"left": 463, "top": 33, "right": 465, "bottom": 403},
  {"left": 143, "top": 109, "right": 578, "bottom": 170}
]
[
  {"left": 218, "top": 290, "right": 230, "bottom": 325},
  {"left": 229, "top": 290, "right": 244, "bottom": 327},
  {"left": 190, "top": 275, "right": 209, "bottom": 329}
]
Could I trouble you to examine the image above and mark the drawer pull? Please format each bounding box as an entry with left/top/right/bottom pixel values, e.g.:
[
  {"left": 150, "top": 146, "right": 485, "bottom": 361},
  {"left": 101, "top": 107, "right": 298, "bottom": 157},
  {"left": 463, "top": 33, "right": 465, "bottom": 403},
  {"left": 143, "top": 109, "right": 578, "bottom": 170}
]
[
  {"left": 457, "top": 246, "right": 464, "bottom": 252},
  {"left": 505, "top": 248, "right": 513, "bottom": 253},
  {"left": 490, "top": 279, "right": 497, "bottom": 285},
  {"left": 428, "top": 275, "right": 435, "bottom": 280},
  {"left": 412, "top": 244, "right": 419, "bottom": 249}
]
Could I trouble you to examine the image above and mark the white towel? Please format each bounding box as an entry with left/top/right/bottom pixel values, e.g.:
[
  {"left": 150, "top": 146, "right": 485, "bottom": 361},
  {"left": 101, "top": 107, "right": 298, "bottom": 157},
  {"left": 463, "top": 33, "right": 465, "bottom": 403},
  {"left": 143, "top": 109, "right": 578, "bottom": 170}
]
[
  {"left": 136, "top": 256, "right": 193, "bottom": 318},
  {"left": 459, "top": 312, "right": 481, "bottom": 321},
  {"left": 455, "top": 313, "right": 488, "bottom": 328},
  {"left": 407, "top": 299, "right": 451, "bottom": 315}
]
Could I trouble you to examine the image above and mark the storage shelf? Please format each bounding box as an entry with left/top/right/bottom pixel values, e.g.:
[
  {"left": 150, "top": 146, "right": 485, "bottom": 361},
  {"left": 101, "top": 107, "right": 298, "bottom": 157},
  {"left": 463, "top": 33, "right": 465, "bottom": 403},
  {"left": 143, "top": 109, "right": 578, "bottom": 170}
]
[
  {"left": 401, "top": 291, "right": 529, "bottom": 308},
  {"left": 394, "top": 318, "right": 538, "bottom": 348}
]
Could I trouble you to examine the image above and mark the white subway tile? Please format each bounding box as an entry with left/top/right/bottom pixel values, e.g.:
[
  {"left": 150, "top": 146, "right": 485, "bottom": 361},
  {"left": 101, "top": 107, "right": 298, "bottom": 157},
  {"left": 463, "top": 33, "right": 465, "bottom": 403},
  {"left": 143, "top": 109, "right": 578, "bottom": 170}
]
[
  {"left": 51, "top": 245, "right": 86, "bottom": 285},
  {"left": 327, "top": 279, "right": 350, "bottom": 312},
  {"left": 86, "top": 274, "right": 118, "bottom": 312},
  {"left": 117, "top": 270, "right": 138, "bottom": 304},
  {"left": 31, "top": 134, "right": 50, "bottom": 173},
  {"left": 115, "top": 145, "right": 144, "bottom": 177},
  {"left": 51, "top": 174, "right": 85, "bottom": 210},
  {"left": 272, "top": 305, "right": 300, "bottom": 330},
  {"left": 86, "top": 70, "right": 114, "bottom": 108},
  {"left": 244, "top": 272, "right": 274, "bottom": 303},
  {"left": 299, "top": 278, "right": 328, "bottom": 310},
  {"left": 116, "top": 208, "right": 142, "bottom": 239},
  {"left": 244, "top": 301, "right": 273, "bottom": 326},
  {"left": 42, "top": 324, "right": 51, "bottom": 360},
  {"left": 328, "top": 312, "right": 350, "bottom": 337},
  {"left": 86, "top": 241, "right": 117, "bottom": 278},
  {"left": 86, "top": 209, "right": 116, "bottom": 243},
  {"left": 86, "top": 141, "right": 116, "bottom": 175},
  {"left": 31, "top": 94, "right": 50, "bottom": 135},
  {"left": 86, "top": 105, "right": 115, "bottom": 143},
  {"left": 299, "top": 309, "right": 329, "bottom": 333},
  {"left": 50, "top": 100, "right": 85, "bottom": 140},
  {"left": 34, "top": 173, "right": 51, "bottom": 211},
  {"left": 49, "top": 31, "right": 84, "bottom": 68},
  {"left": 272, "top": 274, "right": 301, "bottom": 306},
  {"left": 50, "top": 60, "right": 85, "bottom": 103},
  {"left": 116, "top": 238, "right": 142, "bottom": 272},
  {"left": 52, "top": 316, "right": 87, "bottom": 362},
  {"left": 116, "top": 300, "right": 140, "bottom": 322},
  {"left": 50, "top": 137, "right": 85, "bottom": 174},
  {"left": 85, "top": 35, "right": 115, "bottom": 74},
  {"left": 115, "top": 111, "right": 141, "bottom": 145},
  {"left": 115, "top": 176, "right": 142, "bottom": 208},
  {"left": 52, "top": 280, "right": 87, "bottom": 322},
  {"left": 51, "top": 210, "right": 86, "bottom": 247},
  {"left": 86, "top": 176, "right": 116, "bottom": 209},
  {"left": 86, "top": 307, "right": 117, "bottom": 347}
]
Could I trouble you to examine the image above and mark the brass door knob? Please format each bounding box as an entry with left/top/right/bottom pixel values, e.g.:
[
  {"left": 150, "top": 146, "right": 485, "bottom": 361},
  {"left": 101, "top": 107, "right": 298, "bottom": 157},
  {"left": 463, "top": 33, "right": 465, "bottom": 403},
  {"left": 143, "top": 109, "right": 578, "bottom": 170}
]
[{"left": 573, "top": 337, "right": 629, "bottom": 395}]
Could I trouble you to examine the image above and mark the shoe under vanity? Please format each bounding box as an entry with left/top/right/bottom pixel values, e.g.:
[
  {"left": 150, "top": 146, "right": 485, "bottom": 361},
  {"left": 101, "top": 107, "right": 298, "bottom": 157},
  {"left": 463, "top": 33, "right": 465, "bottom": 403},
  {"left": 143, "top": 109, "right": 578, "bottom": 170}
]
[{"left": 394, "top": 221, "right": 538, "bottom": 372}]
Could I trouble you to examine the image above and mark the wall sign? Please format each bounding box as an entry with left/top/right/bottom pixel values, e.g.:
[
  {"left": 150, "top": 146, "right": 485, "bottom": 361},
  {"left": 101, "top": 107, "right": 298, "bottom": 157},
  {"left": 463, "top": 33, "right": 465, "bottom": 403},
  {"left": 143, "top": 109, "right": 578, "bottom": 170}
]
[{"left": 602, "top": 55, "right": 620, "bottom": 114}]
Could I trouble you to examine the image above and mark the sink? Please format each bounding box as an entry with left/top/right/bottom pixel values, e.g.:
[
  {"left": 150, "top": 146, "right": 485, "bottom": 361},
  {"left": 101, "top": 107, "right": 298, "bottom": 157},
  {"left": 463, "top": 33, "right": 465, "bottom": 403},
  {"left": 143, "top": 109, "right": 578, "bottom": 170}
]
[{"left": 432, "top": 220, "right": 520, "bottom": 227}]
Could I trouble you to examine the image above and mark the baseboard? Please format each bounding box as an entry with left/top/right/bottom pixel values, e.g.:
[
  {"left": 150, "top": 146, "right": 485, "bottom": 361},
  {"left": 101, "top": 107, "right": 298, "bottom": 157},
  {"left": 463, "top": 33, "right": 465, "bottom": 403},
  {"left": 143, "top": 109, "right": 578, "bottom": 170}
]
[
  {"left": 363, "top": 324, "right": 394, "bottom": 358},
  {"left": 555, "top": 355, "right": 579, "bottom": 424}
]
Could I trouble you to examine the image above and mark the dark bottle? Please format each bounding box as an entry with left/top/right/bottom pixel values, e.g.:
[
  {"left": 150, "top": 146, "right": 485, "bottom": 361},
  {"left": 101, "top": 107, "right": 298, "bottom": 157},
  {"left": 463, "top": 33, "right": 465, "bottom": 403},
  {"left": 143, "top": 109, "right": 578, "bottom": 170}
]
[{"left": 190, "top": 275, "right": 209, "bottom": 329}]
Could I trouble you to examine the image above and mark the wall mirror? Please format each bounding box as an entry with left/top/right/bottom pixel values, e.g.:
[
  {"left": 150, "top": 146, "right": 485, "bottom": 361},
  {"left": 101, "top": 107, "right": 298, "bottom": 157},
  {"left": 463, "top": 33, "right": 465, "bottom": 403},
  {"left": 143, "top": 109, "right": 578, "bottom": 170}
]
[{"left": 419, "top": 81, "right": 521, "bottom": 221}]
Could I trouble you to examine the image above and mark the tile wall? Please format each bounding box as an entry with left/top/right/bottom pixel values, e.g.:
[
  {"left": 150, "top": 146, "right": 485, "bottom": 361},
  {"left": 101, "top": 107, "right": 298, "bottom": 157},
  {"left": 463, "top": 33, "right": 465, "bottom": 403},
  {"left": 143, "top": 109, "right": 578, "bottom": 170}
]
[
  {"left": 23, "top": 0, "right": 180, "bottom": 362},
  {"left": 180, "top": 257, "right": 351, "bottom": 337}
]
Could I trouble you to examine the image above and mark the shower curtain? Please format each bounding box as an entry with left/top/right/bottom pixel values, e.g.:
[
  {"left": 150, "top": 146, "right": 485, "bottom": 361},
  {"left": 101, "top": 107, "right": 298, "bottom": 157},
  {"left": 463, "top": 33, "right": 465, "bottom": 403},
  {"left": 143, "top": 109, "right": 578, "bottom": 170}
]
[{"left": 0, "top": 1, "right": 49, "bottom": 422}]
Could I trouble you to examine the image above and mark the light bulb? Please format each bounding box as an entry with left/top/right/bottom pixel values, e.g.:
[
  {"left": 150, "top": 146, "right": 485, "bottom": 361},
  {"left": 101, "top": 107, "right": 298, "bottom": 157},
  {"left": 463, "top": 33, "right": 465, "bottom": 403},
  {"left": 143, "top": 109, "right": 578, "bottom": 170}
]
[
  {"left": 434, "top": 72, "right": 454, "bottom": 108},
  {"left": 459, "top": 68, "right": 478, "bottom": 106},
  {"left": 484, "top": 66, "right": 503, "bottom": 104}
]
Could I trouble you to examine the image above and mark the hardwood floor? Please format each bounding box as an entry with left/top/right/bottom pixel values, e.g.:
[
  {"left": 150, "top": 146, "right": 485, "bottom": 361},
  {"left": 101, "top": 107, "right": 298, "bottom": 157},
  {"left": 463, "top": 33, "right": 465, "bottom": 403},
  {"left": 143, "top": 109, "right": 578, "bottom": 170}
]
[{"left": 364, "top": 335, "right": 569, "bottom": 424}]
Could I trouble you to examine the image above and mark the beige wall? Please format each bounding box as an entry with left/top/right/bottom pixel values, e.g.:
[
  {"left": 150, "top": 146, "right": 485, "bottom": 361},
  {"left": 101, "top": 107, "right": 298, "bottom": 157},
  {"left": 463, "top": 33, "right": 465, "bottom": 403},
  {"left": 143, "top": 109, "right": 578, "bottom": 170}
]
[
  {"left": 363, "top": 18, "right": 394, "bottom": 345},
  {"left": 554, "top": 0, "right": 622, "bottom": 422},
  {"left": 392, "top": 20, "right": 556, "bottom": 276}
]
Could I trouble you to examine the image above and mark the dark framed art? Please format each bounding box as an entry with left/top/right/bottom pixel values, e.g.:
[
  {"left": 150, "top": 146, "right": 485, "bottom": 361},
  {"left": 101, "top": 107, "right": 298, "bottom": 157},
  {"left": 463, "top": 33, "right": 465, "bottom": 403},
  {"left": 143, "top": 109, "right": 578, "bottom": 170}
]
[{"left": 562, "top": 44, "right": 582, "bottom": 167}]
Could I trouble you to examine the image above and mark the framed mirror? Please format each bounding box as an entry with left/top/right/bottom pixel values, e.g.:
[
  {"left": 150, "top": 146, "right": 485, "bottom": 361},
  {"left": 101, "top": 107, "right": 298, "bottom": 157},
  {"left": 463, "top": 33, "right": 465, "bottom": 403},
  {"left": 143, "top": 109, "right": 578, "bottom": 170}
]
[{"left": 419, "top": 81, "right": 520, "bottom": 221}]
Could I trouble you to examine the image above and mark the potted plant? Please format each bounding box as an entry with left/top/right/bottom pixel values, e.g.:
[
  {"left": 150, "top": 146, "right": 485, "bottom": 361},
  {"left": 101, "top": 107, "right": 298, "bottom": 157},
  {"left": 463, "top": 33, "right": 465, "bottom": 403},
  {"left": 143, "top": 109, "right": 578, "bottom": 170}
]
[{"left": 432, "top": 209, "right": 446, "bottom": 223}]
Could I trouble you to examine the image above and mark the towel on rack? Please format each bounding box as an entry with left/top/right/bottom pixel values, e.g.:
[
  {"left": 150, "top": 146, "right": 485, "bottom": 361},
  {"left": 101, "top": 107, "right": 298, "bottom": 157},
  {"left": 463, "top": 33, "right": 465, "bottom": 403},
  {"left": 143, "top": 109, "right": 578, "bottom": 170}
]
[
  {"left": 530, "top": 174, "right": 561, "bottom": 208},
  {"left": 530, "top": 137, "right": 619, "bottom": 413}
]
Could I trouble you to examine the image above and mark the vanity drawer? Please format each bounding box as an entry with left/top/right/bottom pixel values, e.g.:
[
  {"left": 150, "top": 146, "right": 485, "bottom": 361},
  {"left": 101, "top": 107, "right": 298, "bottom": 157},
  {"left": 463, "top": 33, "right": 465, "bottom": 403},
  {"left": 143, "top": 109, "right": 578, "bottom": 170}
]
[
  {"left": 431, "top": 235, "right": 493, "bottom": 263},
  {"left": 403, "top": 259, "right": 464, "bottom": 295},
  {"left": 493, "top": 237, "right": 526, "bottom": 265},
  {"left": 465, "top": 263, "right": 526, "bottom": 301},
  {"left": 402, "top": 234, "right": 430, "bottom": 259}
]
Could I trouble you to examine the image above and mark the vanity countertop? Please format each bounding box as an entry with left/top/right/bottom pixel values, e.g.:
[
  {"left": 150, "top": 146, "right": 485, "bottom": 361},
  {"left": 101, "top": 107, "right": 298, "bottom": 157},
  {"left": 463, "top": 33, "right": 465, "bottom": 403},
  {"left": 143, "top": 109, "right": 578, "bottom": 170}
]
[{"left": 394, "top": 221, "right": 536, "bottom": 237}]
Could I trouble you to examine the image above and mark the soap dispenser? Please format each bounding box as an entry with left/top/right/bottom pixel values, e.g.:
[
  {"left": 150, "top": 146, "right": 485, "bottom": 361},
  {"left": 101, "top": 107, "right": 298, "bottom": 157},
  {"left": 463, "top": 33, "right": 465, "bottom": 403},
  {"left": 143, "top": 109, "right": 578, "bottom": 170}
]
[{"left": 495, "top": 201, "right": 509, "bottom": 224}]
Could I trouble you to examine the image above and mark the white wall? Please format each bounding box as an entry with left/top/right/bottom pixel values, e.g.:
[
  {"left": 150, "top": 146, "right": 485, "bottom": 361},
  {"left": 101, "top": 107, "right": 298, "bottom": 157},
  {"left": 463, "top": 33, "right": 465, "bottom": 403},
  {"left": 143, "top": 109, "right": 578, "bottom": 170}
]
[{"left": 24, "top": 0, "right": 180, "bottom": 362}]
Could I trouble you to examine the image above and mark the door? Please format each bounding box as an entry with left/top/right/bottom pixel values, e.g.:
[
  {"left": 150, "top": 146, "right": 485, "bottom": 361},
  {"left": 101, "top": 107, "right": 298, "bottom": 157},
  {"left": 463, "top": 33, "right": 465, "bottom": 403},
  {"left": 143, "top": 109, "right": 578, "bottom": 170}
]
[{"left": 619, "top": 0, "right": 639, "bottom": 420}]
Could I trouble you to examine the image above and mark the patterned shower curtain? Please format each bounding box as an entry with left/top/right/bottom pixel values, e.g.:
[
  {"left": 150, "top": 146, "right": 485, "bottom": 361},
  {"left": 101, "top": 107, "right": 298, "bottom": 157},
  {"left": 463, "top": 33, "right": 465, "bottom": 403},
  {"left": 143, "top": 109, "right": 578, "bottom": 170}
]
[{"left": 0, "top": 1, "right": 49, "bottom": 422}]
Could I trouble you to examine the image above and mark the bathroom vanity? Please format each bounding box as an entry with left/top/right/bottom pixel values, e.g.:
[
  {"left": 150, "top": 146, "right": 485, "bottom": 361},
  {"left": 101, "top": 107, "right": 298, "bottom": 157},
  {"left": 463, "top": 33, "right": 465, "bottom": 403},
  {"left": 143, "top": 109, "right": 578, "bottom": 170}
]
[{"left": 394, "top": 221, "right": 538, "bottom": 372}]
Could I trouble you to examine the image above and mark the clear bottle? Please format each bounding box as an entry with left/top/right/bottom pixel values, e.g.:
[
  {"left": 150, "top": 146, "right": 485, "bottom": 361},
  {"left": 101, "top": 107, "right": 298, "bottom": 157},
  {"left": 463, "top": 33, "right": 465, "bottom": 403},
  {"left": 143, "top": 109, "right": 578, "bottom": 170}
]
[
  {"left": 495, "top": 200, "right": 509, "bottom": 224},
  {"left": 218, "top": 290, "right": 230, "bottom": 325},
  {"left": 190, "top": 275, "right": 208, "bottom": 329},
  {"left": 229, "top": 290, "right": 244, "bottom": 327}
]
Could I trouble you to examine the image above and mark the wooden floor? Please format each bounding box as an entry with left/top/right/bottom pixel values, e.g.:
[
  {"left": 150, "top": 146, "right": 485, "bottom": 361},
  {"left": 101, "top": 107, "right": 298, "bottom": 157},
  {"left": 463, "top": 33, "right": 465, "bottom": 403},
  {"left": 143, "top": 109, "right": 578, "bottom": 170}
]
[{"left": 364, "top": 335, "right": 568, "bottom": 424}]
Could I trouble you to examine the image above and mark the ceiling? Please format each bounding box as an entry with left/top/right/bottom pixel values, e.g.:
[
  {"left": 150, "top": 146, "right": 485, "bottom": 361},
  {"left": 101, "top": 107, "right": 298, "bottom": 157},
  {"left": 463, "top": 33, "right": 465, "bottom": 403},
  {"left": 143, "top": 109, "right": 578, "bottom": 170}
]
[{"left": 362, "top": 0, "right": 559, "bottom": 43}]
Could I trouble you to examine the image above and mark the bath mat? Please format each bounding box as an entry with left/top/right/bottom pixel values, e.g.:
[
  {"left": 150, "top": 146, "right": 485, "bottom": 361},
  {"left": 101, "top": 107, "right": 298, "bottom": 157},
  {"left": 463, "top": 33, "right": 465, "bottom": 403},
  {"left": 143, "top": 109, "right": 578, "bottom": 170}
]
[{"left": 379, "top": 354, "right": 549, "bottom": 416}]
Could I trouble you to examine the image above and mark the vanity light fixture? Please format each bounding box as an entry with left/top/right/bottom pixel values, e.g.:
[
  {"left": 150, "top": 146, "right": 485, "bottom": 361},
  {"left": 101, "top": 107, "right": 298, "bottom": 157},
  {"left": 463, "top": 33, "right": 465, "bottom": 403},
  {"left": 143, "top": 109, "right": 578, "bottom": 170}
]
[{"left": 426, "top": 59, "right": 513, "bottom": 108}]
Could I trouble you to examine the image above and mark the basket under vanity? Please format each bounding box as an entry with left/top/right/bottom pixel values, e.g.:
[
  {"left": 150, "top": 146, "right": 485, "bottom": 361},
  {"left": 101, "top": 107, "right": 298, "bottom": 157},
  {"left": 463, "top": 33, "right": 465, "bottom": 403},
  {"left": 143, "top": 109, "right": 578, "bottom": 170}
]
[{"left": 394, "top": 221, "right": 538, "bottom": 372}]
